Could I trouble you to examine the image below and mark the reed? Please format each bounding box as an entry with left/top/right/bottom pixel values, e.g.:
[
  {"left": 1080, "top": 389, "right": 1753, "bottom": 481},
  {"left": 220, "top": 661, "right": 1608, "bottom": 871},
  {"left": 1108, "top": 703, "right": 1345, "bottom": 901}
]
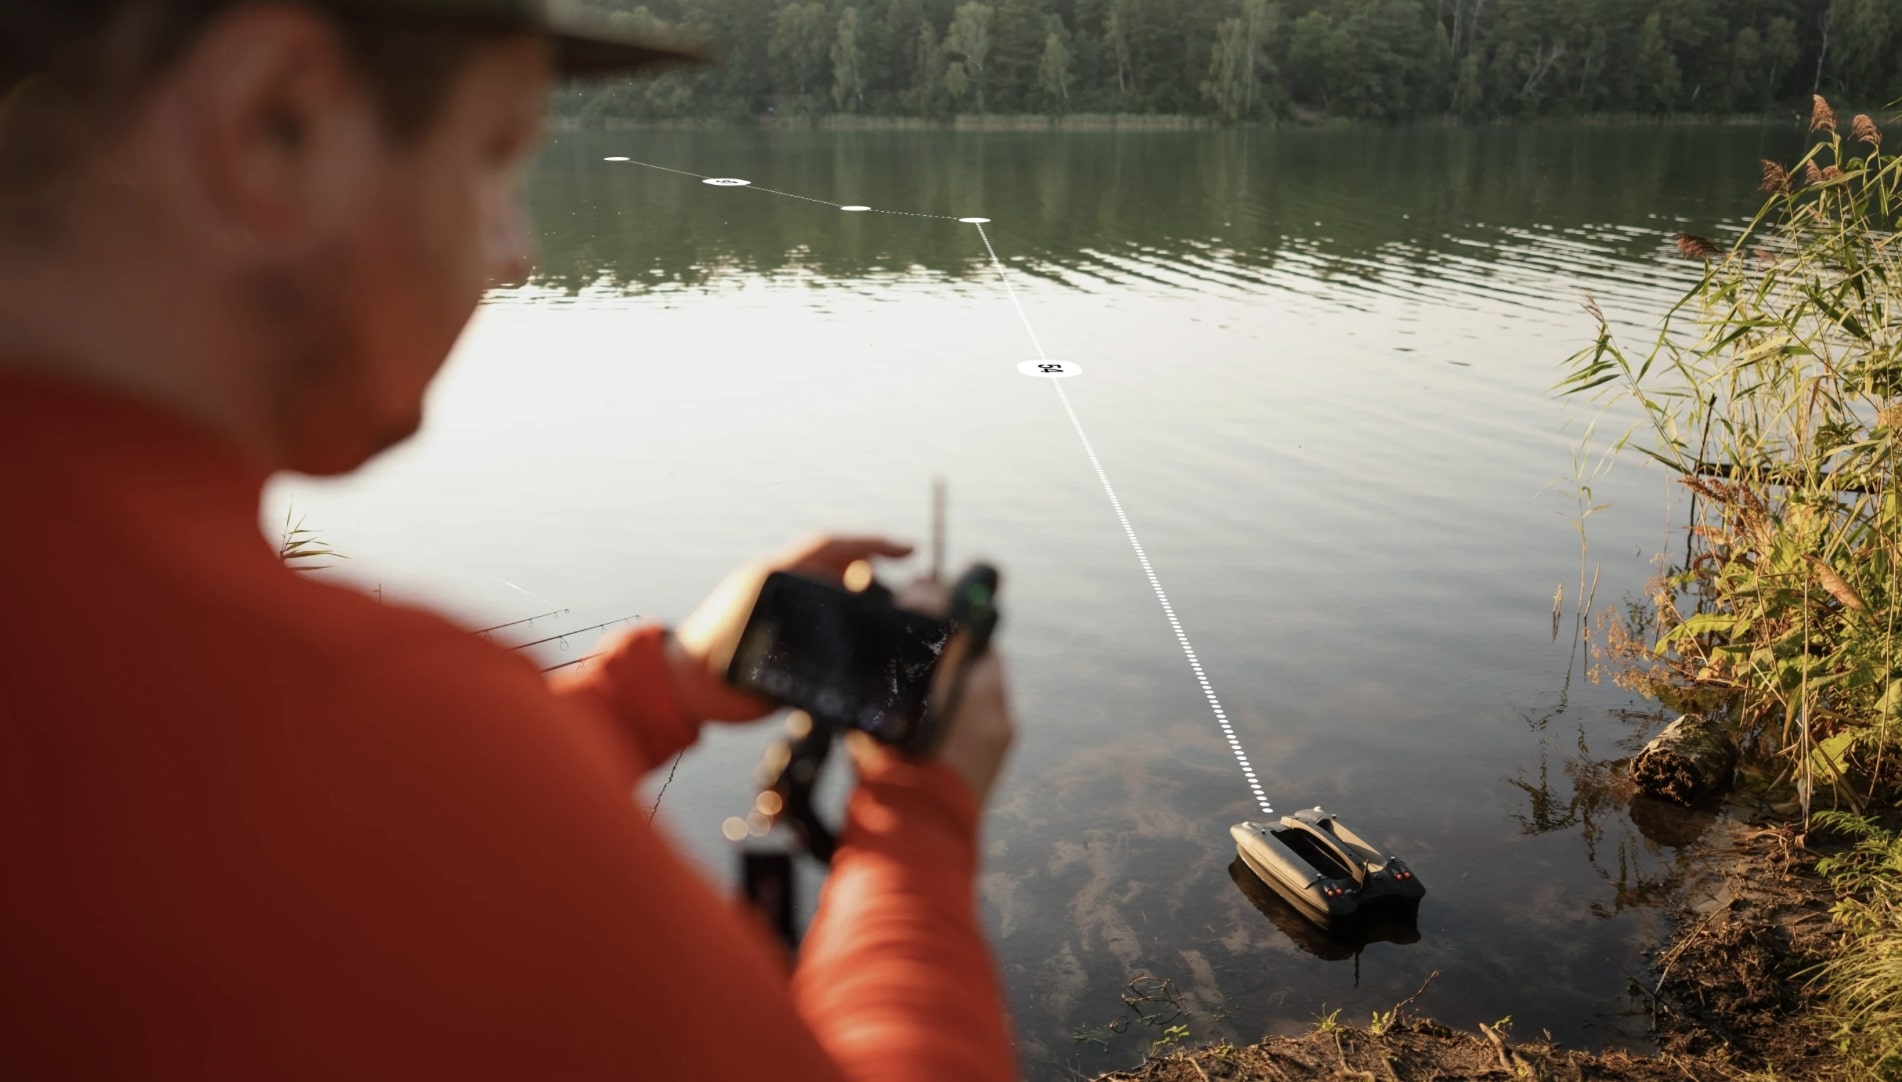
[
  {"left": 1809, "top": 809, "right": 1902, "bottom": 1077},
  {"left": 1560, "top": 93, "right": 1902, "bottom": 1076},
  {"left": 277, "top": 506, "right": 344, "bottom": 573},
  {"left": 1760, "top": 159, "right": 1792, "bottom": 195},
  {"left": 1811, "top": 93, "right": 1838, "bottom": 135}
]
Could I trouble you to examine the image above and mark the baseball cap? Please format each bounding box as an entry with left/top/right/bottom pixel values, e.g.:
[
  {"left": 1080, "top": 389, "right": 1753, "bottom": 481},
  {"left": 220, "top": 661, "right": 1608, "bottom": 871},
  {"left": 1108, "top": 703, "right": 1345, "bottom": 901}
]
[{"left": 327, "top": 0, "right": 715, "bottom": 78}]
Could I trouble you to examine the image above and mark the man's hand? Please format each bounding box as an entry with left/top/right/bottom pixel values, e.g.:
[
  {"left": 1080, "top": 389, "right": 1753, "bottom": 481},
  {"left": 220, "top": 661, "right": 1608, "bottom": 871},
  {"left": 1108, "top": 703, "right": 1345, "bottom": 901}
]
[
  {"left": 665, "top": 535, "right": 915, "bottom": 725},
  {"left": 853, "top": 576, "right": 1017, "bottom": 807}
]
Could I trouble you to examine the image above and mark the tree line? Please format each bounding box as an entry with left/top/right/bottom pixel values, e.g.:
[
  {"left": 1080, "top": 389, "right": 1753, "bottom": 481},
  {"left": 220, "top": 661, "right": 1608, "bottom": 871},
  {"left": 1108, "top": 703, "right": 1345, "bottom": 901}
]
[{"left": 554, "top": 0, "right": 1902, "bottom": 123}]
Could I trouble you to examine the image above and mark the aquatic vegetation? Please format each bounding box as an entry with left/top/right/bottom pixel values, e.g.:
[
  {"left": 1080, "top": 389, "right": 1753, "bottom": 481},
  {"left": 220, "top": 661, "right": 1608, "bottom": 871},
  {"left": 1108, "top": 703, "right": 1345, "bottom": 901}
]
[
  {"left": 1561, "top": 95, "right": 1902, "bottom": 1082},
  {"left": 1561, "top": 96, "right": 1902, "bottom": 815},
  {"left": 1809, "top": 809, "right": 1902, "bottom": 1080},
  {"left": 276, "top": 505, "right": 345, "bottom": 573}
]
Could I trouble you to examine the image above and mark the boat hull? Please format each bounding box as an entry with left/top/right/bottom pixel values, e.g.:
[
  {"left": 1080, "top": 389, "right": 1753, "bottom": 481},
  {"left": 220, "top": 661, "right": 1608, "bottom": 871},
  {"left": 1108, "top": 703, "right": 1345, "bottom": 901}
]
[
  {"left": 1230, "top": 813, "right": 1424, "bottom": 931},
  {"left": 1226, "top": 858, "right": 1421, "bottom": 958}
]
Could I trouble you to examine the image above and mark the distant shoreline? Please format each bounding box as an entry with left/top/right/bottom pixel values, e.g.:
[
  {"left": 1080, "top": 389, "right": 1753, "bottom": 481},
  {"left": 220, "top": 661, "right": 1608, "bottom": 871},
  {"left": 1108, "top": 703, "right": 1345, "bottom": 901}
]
[{"left": 547, "top": 110, "right": 1813, "bottom": 133}]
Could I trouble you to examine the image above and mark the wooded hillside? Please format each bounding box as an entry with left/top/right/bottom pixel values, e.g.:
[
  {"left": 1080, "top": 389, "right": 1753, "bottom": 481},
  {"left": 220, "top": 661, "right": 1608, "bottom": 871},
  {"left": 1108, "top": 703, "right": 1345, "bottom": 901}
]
[{"left": 555, "top": 0, "right": 1902, "bottom": 123}]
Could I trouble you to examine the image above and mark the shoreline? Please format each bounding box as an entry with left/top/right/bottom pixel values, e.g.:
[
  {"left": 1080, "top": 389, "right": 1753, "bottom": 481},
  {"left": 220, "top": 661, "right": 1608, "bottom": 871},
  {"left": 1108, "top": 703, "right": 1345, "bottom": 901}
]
[
  {"left": 546, "top": 110, "right": 1807, "bottom": 133},
  {"left": 1089, "top": 812, "right": 1850, "bottom": 1081}
]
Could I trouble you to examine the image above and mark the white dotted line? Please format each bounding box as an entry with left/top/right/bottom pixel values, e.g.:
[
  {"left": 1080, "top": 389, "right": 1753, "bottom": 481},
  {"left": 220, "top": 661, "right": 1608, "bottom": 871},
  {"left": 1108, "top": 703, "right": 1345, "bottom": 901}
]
[
  {"left": 745, "top": 184, "right": 844, "bottom": 209},
  {"left": 603, "top": 154, "right": 1273, "bottom": 817},
  {"left": 1051, "top": 379, "right": 1274, "bottom": 817},
  {"left": 973, "top": 231, "right": 1273, "bottom": 818},
  {"left": 607, "top": 157, "right": 962, "bottom": 219},
  {"left": 973, "top": 224, "right": 1050, "bottom": 362},
  {"left": 609, "top": 158, "right": 709, "bottom": 180},
  {"left": 870, "top": 208, "right": 964, "bottom": 221}
]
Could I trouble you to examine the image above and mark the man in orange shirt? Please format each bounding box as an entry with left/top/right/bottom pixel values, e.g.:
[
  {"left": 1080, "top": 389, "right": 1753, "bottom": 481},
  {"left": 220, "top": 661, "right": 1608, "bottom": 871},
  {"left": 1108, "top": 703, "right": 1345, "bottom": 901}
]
[{"left": 0, "top": 3, "right": 1019, "bottom": 1079}]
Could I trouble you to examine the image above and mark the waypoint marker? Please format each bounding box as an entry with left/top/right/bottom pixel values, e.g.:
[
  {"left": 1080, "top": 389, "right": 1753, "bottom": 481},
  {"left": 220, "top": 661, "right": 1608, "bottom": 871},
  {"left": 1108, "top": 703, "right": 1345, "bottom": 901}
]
[
  {"left": 1017, "top": 360, "right": 1081, "bottom": 379},
  {"left": 603, "top": 155, "right": 1270, "bottom": 815}
]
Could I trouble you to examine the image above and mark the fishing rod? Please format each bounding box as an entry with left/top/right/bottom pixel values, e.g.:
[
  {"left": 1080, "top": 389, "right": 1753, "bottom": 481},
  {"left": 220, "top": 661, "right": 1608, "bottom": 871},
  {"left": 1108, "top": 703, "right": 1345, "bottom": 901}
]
[
  {"left": 474, "top": 609, "right": 569, "bottom": 638},
  {"left": 508, "top": 616, "right": 639, "bottom": 652}
]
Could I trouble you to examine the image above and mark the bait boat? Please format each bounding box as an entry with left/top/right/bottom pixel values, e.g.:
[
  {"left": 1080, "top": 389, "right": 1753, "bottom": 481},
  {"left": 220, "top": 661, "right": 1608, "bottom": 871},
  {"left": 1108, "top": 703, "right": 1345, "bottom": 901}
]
[
  {"left": 1226, "top": 859, "right": 1419, "bottom": 963},
  {"left": 1230, "top": 806, "right": 1424, "bottom": 930}
]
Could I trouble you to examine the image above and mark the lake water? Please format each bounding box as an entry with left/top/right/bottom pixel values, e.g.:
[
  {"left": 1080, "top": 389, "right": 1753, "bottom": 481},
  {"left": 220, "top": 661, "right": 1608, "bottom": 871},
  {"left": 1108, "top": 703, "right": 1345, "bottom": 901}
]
[{"left": 267, "top": 123, "right": 1811, "bottom": 1078}]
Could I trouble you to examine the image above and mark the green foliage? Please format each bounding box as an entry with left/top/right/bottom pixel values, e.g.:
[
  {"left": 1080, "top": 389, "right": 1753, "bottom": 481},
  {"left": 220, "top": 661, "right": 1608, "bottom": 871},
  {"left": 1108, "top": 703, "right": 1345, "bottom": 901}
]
[
  {"left": 1312, "top": 1006, "right": 1343, "bottom": 1031},
  {"left": 989, "top": 0, "right": 1048, "bottom": 109},
  {"left": 1562, "top": 97, "right": 1902, "bottom": 813},
  {"left": 1200, "top": 2, "right": 1280, "bottom": 122},
  {"left": 830, "top": 7, "right": 867, "bottom": 110},
  {"left": 1808, "top": 810, "right": 1902, "bottom": 1078},
  {"left": 944, "top": 2, "right": 996, "bottom": 112},
  {"left": 909, "top": 18, "right": 950, "bottom": 117},
  {"left": 769, "top": 0, "right": 833, "bottom": 104},
  {"left": 1150, "top": 1022, "right": 1191, "bottom": 1051},
  {"left": 551, "top": 0, "right": 1898, "bottom": 124},
  {"left": 1036, "top": 16, "right": 1075, "bottom": 114},
  {"left": 277, "top": 507, "right": 344, "bottom": 573},
  {"left": 1632, "top": 12, "right": 1682, "bottom": 112}
]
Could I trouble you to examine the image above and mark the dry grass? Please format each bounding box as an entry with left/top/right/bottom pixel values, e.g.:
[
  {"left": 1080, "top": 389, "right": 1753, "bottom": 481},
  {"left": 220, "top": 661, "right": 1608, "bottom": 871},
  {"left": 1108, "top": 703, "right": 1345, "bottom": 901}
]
[
  {"left": 1562, "top": 92, "right": 1902, "bottom": 1082},
  {"left": 1811, "top": 93, "right": 1837, "bottom": 134},
  {"left": 1674, "top": 232, "right": 1723, "bottom": 260},
  {"left": 1761, "top": 159, "right": 1793, "bottom": 194}
]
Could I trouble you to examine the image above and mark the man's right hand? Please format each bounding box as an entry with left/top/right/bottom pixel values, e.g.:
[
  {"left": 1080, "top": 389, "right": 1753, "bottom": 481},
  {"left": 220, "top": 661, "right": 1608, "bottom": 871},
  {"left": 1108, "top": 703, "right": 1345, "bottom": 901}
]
[
  {"left": 926, "top": 649, "right": 1015, "bottom": 807},
  {"left": 667, "top": 534, "right": 917, "bottom": 726},
  {"left": 861, "top": 575, "right": 1017, "bottom": 807}
]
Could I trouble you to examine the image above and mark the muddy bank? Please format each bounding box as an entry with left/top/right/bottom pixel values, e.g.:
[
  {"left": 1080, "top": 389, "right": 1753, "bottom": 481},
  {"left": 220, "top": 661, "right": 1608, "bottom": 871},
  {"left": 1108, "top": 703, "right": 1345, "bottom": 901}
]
[{"left": 1094, "top": 816, "right": 1848, "bottom": 1081}]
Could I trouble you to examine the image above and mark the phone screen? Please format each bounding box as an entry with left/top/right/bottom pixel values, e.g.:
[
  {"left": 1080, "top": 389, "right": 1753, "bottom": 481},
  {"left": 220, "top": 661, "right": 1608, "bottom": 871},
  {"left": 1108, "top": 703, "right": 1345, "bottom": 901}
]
[{"left": 727, "top": 572, "right": 951, "bottom": 745}]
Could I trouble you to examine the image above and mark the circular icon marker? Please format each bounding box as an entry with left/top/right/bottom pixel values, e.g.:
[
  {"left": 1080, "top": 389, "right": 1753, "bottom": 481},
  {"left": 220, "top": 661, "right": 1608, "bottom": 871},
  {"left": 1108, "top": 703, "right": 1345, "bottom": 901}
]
[
  {"left": 840, "top": 205, "right": 872, "bottom": 212},
  {"left": 603, "top": 156, "right": 630, "bottom": 162},
  {"left": 959, "top": 216, "right": 992, "bottom": 224},
  {"left": 703, "top": 177, "right": 752, "bottom": 187},
  {"left": 1017, "top": 360, "right": 1081, "bottom": 379}
]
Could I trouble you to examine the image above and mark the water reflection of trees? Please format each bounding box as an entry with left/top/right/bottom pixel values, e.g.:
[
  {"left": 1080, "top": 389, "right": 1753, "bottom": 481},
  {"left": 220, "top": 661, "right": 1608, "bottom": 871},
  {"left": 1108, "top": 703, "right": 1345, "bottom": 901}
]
[
  {"left": 1508, "top": 699, "right": 1713, "bottom": 920},
  {"left": 522, "top": 125, "right": 1793, "bottom": 298},
  {"left": 1512, "top": 594, "right": 1707, "bottom": 921}
]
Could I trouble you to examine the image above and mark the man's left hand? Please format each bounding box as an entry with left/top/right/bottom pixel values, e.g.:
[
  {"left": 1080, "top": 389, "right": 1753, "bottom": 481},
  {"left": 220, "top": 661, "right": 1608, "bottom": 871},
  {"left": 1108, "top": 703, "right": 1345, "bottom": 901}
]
[{"left": 665, "top": 534, "right": 917, "bottom": 724}]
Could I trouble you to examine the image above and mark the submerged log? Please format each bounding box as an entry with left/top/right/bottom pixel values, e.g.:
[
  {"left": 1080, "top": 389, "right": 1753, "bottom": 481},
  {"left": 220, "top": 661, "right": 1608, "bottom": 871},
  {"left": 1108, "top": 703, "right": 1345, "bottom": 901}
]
[{"left": 1631, "top": 714, "right": 1737, "bottom": 806}]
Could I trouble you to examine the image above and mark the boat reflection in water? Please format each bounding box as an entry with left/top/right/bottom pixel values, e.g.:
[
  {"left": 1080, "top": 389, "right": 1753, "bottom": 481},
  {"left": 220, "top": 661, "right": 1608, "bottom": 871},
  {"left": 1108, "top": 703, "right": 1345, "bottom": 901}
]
[{"left": 1227, "top": 858, "right": 1420, "bottom": 982}]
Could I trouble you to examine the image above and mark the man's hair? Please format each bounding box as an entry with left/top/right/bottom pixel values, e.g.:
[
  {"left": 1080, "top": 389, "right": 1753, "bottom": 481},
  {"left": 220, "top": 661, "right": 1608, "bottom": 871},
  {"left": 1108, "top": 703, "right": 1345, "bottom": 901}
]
[{"left": 0, "top": 1, "right": 503, "bottom": 233}]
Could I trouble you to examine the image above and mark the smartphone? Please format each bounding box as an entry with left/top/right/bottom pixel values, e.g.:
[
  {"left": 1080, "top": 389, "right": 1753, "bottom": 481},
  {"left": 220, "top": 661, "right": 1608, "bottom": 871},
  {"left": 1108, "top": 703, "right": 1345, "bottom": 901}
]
[{"left": 725, "top": 571, "right": 952, "bottom": 747}]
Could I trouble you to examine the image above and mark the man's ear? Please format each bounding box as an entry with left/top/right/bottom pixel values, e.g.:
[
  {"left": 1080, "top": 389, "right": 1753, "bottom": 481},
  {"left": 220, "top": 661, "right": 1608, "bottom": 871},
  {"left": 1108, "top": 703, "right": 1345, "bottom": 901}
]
[{"left": 172, "top": 5, "right": 375, "bottom": 249}]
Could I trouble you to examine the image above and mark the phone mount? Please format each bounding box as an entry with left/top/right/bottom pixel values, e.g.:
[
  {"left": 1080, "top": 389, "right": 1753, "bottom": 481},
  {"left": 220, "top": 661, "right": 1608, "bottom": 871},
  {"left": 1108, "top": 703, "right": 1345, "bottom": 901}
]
[{"left": 737, "top": 563, "right": 1000, "bottom": 949}]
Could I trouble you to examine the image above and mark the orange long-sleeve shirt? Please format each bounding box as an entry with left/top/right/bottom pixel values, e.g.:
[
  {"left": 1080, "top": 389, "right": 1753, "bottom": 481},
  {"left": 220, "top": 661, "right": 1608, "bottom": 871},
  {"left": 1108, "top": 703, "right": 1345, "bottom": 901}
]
[{"left": 0, "top": 369, "right": 1016, "bottom": 1081}]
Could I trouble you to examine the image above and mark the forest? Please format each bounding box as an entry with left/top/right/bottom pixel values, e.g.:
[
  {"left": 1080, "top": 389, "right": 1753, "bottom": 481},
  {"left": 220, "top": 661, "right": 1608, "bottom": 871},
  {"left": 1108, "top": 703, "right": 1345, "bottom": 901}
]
[{"left": 554, "top": 0, "right": 1902, "bottom": 124}]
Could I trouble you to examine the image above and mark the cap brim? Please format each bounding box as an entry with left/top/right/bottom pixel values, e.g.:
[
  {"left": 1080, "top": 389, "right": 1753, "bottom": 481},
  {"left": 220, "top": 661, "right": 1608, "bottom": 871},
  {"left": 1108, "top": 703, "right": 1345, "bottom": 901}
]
[{"left": 548, "top": 21, "right": 715, "bottom": 79}]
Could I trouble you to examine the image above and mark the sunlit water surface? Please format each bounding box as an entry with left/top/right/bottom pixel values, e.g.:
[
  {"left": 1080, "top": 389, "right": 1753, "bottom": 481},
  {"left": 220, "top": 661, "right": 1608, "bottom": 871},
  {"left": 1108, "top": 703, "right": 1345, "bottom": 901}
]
[{"left": 268, "top": 125, "right": 1807, "bottom": 1078}]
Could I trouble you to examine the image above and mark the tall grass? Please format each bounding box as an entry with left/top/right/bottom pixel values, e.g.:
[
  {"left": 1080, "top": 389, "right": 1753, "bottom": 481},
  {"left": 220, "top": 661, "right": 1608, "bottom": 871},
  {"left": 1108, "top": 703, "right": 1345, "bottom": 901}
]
[
  {"left": 1811, "top": 809, "right": 1902, "bottom": 1078},
  {"left": 1559, "top": 94, "right": 1902, "bottom": 1080},
  {"left": 277, "top": 506, "right": 343, "bottom": 573},
  {"left": 1561, "top": 95, "right": 1902, "bottom": 813}
]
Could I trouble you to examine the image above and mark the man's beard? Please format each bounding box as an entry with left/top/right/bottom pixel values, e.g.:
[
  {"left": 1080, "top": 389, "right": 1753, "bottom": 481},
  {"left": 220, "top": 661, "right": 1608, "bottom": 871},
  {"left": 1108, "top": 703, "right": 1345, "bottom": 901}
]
[{"left": 243, "top": 258, "right": 422, "bottom": 477}]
